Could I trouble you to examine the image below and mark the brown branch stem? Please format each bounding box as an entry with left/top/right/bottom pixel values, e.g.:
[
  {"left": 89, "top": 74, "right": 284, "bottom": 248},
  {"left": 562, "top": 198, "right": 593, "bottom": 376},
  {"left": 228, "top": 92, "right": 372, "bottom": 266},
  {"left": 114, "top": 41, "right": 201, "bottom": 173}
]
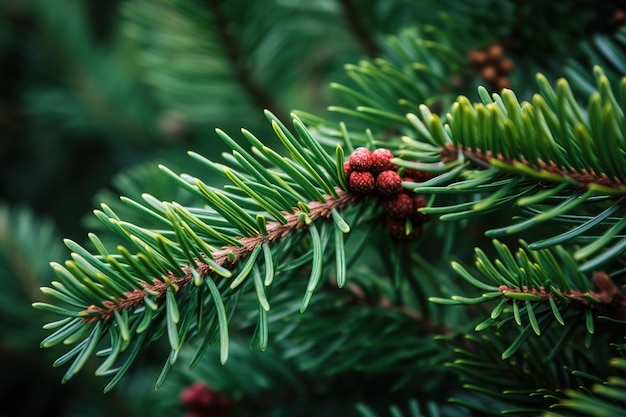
[
  {"left": 83, "top": 188, "right": 358, "bottom": 322},
  {"left": 499, "top": 271, "right": 626, "bottom": 320},
  {"left": 441, "top": 144, "right": 626, "bottom": 190}
]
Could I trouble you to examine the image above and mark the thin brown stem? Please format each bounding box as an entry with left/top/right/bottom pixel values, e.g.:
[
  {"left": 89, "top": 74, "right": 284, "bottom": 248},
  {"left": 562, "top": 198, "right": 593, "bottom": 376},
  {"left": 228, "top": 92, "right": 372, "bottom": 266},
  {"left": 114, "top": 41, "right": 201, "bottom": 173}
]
[
  {"left": 83, "top": 188, "right": 358, "bottom": 322},
  {"left": 499, "top": 271, "right": 626, "bottom": 320},
  {"left": 441, "top": 143, "right": 626, "bottom": 190}
]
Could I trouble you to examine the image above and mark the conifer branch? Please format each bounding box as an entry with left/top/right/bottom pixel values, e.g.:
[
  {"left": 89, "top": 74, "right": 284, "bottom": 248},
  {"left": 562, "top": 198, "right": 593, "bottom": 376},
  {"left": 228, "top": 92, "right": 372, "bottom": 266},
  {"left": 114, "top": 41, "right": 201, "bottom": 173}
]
[
  {"left": 27, "top": 18, "right": 626, "bottom": 411},
  {"left": 498, "top": 271, "right": 626, "bottom": 321},
  {"left": 83, "top": 188, "right": 357, "bottom": 322},
  {"left": 432, "top": 239, "right": 626, "bottom": 363},
  {"left": 442, "top": 144, "right": 626, "bottom": 191}
]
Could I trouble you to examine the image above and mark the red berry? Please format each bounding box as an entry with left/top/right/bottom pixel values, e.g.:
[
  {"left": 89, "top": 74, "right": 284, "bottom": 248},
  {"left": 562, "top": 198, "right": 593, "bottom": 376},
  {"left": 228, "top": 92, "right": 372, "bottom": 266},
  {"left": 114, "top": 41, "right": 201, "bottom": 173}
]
[
  {"left": 385, "top": 218, "right": 408, "bottom": 240},
  {"left": 402, "top": 176, "right": 415, "bottom": 189},
  {"left": 180, "top": 382, "right": 227, "bottom": 407},
  {"left": 180, "top": 382, "right": 229, "bottom": 417},
  {"left": 349, "top": 171, "right": 375, "bottom": 194},
  {"left": 410, "top": 195, "right": 431, "bottom": 223},
  {"left": 381, "top": 193, "right": 413, "bottom": 220},
  {"left": 343, "top": 161, "right": 352, "bottom": 178},
  {"left": 348, "top": 147, "right": 373, "bottom": 172},
  {"left": 406, "top": 221, "right": 424, "bottom": 240},
  {"left": 376, "top": 170, "right": 403, "bottom": 196},
  {"left": 386, "top": 219, "right": 423, "bottom": 241},
  {"left": 370, "top": 148, "right": 394, "bottom": 173}
]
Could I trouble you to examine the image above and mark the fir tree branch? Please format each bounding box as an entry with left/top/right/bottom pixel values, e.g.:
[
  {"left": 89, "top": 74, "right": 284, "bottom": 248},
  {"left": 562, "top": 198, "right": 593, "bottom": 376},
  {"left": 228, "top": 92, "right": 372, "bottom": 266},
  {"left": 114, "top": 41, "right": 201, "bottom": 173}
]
[
  {"left": 83, "top": 188, "right": 357, "bottom": 322},
  {"left": 547, "top": 357, "right": 626, "bottom": 417},
  {"left": 441, "top": 144, "right": 626, "bottom": 191},
  {"left": 432, "top": 239, "right": 626, "bottom": 365},
  {"left": 32, "top": 112, "right": 367, "bottom": 388},
  {"left": 416, "top": 66, "right": 626, "bottom": 193},
  {"left": 498, "top": 271, "right": 626, "bottom": 321}
]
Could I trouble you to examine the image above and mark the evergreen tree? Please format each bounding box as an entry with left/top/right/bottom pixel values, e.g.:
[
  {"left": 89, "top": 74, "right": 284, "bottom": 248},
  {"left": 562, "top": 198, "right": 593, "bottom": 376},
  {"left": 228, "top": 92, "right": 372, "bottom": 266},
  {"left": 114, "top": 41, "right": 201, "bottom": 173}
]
[{"left": 2, "top": 1, "right": 626, "bottom": 416}]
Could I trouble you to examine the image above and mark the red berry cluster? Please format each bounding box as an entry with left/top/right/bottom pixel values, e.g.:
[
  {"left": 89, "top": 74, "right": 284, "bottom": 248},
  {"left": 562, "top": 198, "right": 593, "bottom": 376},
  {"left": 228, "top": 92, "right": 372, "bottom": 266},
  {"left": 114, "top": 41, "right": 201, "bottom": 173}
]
[
  {"left": 179, "top": 382, "right": 229, "bottom": 417},
  {"left": 345, "top": 147, "right": 432, "bottom": 241}
]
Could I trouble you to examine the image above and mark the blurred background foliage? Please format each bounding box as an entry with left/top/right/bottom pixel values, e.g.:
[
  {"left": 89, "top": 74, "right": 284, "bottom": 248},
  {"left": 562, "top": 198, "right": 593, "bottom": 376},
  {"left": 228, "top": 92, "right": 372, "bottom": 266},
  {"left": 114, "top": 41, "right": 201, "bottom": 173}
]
[{"left": 1, "top": 0, "right": 626, "bottom": 416}]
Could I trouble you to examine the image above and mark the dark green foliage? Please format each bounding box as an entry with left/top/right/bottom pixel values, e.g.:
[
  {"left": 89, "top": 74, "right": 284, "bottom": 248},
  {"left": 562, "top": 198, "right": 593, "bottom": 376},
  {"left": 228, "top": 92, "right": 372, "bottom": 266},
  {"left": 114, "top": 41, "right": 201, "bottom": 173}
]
[{"left": 3, "top": 1, "right": 626, "bottom": 416}]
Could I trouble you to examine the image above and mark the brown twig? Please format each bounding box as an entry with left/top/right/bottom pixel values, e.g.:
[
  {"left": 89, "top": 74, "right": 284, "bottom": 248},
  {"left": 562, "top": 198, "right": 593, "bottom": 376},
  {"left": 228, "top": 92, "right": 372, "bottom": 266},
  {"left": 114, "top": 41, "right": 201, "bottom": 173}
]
[
  {"left": 441, "top": 143, "right": 626, "bottom": 190},
  {"left": 499, "top": 271, "right": 626, "bottom": 320},
  {"left": 83, "top": 188, "right": 358, "bottom": 322}
]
